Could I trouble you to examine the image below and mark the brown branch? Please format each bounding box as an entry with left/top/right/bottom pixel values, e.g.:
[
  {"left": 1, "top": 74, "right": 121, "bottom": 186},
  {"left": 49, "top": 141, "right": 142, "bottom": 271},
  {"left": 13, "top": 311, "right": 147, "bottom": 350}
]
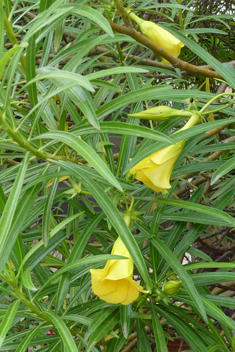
[{"left": 108, "top": 20, "right": 222, "bottom": 80}]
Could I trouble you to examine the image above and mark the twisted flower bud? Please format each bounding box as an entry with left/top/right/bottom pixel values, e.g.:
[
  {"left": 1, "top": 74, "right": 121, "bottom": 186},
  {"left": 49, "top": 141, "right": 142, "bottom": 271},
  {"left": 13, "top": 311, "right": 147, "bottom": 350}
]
[{"left": 128, "top": 106, "right": 193, "bottom": 121}]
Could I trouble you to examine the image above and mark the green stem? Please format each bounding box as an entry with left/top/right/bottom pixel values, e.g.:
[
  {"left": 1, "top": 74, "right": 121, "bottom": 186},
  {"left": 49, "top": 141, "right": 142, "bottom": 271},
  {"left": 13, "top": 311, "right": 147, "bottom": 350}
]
[
  {"left": 14, "top": 287, "right": 82, "bottom": 336},
  {"left": 177, "top": 112, "right": 201, "bottom": 132},
  {"left": 3, "top": 13, "right": 26, "bottom": 72},
  {"left": 113, "top": 0, "right": 133, "bottom": 27},
  {"left": 177, "top": 0, "right": 184, "bottom": 29},
  {"left": 201, "top": 102, "right": 234, "bottom": 115},
  {"left": 0, "top": 112, "right": 49, "bottom": 160},
  {"left": 199, "top": 92, "right": 235, "bottom": 114}
]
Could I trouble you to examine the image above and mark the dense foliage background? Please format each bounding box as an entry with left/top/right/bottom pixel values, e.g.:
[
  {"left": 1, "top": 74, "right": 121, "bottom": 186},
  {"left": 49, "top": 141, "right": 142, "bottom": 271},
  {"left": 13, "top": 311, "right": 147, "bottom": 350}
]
[{"left": 1, "top": 0, "right": 235, "bottom": 351}]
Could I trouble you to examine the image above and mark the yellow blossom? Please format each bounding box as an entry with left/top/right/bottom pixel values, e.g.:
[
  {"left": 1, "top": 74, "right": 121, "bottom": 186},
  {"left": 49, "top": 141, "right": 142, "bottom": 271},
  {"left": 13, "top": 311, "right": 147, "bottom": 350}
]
[
  {"left": 129, "top": 113, "right": 200, "bottom": 194},
  {"left": 130, "top": 140, "right": 185, "bottom": 194},
  {"left": 128, "top": 11, "right": 184, "bottom": 64},
  {"left": 90, "top": 237, "right": 146, "bottom": 305}
]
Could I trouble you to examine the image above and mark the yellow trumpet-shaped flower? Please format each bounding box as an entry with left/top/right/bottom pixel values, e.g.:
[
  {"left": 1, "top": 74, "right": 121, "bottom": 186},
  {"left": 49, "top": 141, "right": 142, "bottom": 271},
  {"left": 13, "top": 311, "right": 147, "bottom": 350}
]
[
  {"left": 128, "top": 11, "right": 184, "bottom": 64},
  {"left": 90, "top": 237, "right": 145, "bottom": 305},
  {"left": 130, "top": 140, "right": 185, "bottom": 194},
  {"left": 129, "top": 113, "right": 200, "bottom": 194}
]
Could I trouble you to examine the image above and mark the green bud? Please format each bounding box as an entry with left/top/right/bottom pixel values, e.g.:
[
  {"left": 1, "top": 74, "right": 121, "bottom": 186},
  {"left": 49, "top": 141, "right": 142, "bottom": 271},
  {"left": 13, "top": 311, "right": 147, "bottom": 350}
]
[
  {"left": 163, "top": 280, "right": 182, "bottom": 295},
  {"left": 128, "top": 106, "right": 193, "bottom": 121}
]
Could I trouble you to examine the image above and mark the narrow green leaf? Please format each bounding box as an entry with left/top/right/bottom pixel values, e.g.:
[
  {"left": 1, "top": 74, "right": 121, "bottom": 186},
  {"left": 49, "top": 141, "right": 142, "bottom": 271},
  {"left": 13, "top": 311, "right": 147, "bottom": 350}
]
[
  {"left": 42, "top": 177, "right": 59, "bottom": 247},
  {"left": 155, "top": 197, "right": 235, "bottom": 227},
  {"left": 150, "top": 236, "right": 208, "bottom": 323},
  {"left": 155, "top": 305, "right": 210, "bottom": 352},
  {"left": 68, "top": 213, "right": 104, "bottom": 264},
  {"left": 87, "top": 67, "right": 148, "bottom": 80},
  {"left": 149, "top": 298, "right": 168, "bottom": 352},
  {"left": 0, "top": 44, "right": 27, "bottom": 78},
  {"left": 0, "top": 183, "right": 6, "bottom": 213},
  {"left": 87, "top": 308, "right": 120, "bottom": 352},
  {"left": 72, "top": 122, "right": 173, "bottom": 144},
  {"left": 0, "top": 153, "right": 30, "bottom": 275},
  {"left": 62, "top": 314, "right": 92, "bottom": 326},
  {"left": 41, "top": 311, "right": 78, "bottom": 352},
  {"left": 56, "top": 272, "right": 71, "bottom": 313},
  {"left": 36, "top": 131, "right": 122, "bottom": 191},
  {"left": 136, "top": 319, "right": 152, "bottom": 352},
  {"left": 19, "top": 212, "right": 83, "bottom": 272},
  {"left": 70, "top": 4, "right": 113, "bottom": 37},
  {"left": 211, "top": 154, "right": 235, "bottom": 185},
  {"left": 0, "top": 0, "right": 3, "bottom": 60},
  {"left": 22, "top": 267, "right": 37, "bottom": 291},
  {"left": 26, "top": 35, "right": 38, "bottom": 109},
  {"left": 15, "top": 324, "right": 44, "bottom": 352},
  {"left": 120, "top": 305, "right": 131, "bottom": 339},
  {"left": 0, "top": 300, "right": 20, "bottom": 348}
]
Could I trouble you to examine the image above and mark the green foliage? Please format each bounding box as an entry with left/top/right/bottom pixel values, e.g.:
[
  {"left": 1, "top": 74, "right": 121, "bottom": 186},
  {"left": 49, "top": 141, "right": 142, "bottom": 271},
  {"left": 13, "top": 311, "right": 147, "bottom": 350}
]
[{"left": 0, "top": 1, "right": 235, "bottom": 351}]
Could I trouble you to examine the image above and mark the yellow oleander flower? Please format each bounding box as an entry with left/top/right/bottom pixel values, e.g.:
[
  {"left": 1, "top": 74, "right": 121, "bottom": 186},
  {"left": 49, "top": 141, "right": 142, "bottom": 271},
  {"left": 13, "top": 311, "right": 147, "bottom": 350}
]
[
  {"left": 130, "top": 140, "right": 185, "bottom": 194},
  {"left": 128, "top": 12, "right": 184, "bottom": 64},
  {"left": 90, "top": 237, "right": 145, "bottom": 305},
  {"left": 128, "top": 106, "right": 193, "bottom": 121},
  {"left": 129, "top": 113, "right": 200, "bottom": 194},
  {"left": 163, "top": 280, "right": 182, "bottom": 295}
]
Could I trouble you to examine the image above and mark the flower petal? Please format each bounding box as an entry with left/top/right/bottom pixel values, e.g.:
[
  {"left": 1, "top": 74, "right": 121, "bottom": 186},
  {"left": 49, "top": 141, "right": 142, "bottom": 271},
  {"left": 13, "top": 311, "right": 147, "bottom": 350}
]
[
  {"left": 106, "top": 238, "right": 133, "bottom": 280},
  {"left": 100, "top": 278, "right": 140, "bottom": 305},
  {"left": 90, "top": 269, "right": 116, "bottom": 297}
]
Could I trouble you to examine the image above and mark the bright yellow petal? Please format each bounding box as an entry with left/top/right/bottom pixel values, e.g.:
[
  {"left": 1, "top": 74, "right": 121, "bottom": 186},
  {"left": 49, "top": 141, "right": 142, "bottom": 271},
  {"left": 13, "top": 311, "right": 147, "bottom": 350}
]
[
  {"left": 133, "top": 170, "right": 169, "bottom": 194},
  {"left": 90, "top": 269, "right": 116, "bottom": 297},
  {"left": 143, "top": 155, "right": 178, "bottom": 189},
  {"left": 130, "top": 155, "right": 155, "bottom": 173},
  {"left": 151, "top": 141, "right": 185, "bottom": 165},
  {"left": 105, "top": 237, "right": 133, "bottom": 280},
  {"left": 100, "top": 278, "right": 139, "bottom": 305}
]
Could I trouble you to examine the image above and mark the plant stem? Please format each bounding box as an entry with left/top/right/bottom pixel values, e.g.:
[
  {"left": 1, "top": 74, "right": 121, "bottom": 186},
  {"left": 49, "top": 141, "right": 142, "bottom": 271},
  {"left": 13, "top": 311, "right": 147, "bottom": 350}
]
[
  {"left": 3, "top": 13, "right": 26, "bottom": 72},
  {"left": 0, "top": 112, "right": 49, "bottom": 160},
  {"left": 113, "top": 0, "right": 133, "bottom": 27},
  {"left": 177, "top": 0, "right": 184, "bottom": 30},
  {"left": 199, "top": 92, "right": 235, "bottom": 113}
]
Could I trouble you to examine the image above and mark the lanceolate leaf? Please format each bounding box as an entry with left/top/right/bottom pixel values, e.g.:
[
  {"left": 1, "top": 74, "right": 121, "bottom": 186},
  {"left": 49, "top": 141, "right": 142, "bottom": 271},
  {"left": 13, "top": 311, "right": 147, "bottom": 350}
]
[
  {"left": 41, "top": 311, "right": 78, "bottom": 352},
  {"left": 0, "top": 153, "right": 30, "bottom": 275},
  {"left": 154, "top": 197, "right": 235, "bottom": 227},
  {"left": 0, "top": 300, "right": 20, "bottom": 348},
  {"left": 36, "top": 131, "right": 122, "bottom": 191},
  {"left": 150, "top": 236, "right": 208, "bottom": 323}
]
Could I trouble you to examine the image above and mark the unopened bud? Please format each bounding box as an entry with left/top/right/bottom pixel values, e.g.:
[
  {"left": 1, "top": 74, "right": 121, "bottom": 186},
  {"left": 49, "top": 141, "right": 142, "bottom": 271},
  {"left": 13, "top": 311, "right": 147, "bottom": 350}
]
[
  {"left": 128, "top": 106, "right": 193, "bottom": 121},
  {"left": 163, "top": 280, "right": 182, "bottom": 295}
]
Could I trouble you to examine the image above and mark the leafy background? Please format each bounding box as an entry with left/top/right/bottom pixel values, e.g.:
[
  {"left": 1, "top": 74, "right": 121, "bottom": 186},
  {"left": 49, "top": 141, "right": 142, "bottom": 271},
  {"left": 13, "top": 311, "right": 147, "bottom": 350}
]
[{"left": 0, "top": 0, "right": 235, "bottom": 351}]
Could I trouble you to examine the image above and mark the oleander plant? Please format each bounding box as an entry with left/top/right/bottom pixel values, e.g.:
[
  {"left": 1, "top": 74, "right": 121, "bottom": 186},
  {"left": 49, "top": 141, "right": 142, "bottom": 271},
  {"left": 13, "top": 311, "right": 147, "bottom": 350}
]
[{"left": 1, "top": 0, "right": 235, "bottom": 351}]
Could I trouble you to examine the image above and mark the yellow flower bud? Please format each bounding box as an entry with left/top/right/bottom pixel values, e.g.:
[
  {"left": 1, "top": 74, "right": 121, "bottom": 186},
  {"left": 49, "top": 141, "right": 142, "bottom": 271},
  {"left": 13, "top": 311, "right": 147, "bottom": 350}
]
[
  {"left": 128, "top": 106, "right": 193, "bottom": 121},
  {"left": 163, "top": 280, "right": 182, "bottom": 295},
  {"left": 128, "top": 11, "right": 184, "bottom": 64},
  {"left": 90, "top": 237, "right": 146, "bottom": 305}
]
